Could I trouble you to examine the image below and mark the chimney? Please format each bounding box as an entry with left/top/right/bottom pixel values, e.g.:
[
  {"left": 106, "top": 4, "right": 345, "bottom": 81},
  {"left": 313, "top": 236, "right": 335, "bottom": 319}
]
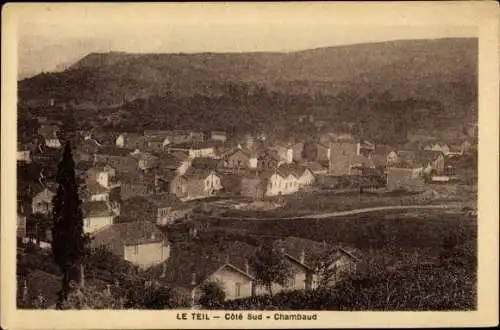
[
  {"left": 300, "top": 250, "right": 306, "bottom": 264},
  {"left": 286, "top": 147, "right": 293, "bottom": 164},
  {"left": 225, "top": 254, "right": 230, "bottom": 264},
  {"left": 191, "top": 272, "right": 197, "bottom": 286},
  {"left": 245, "top": 259, "right": 250, "bottom": 274}
]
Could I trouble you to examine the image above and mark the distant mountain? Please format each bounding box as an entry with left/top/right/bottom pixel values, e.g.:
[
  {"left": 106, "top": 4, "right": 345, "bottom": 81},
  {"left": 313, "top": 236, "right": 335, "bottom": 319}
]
[{"left": 18, "top": 38, "right": 477, "bottom": 110}]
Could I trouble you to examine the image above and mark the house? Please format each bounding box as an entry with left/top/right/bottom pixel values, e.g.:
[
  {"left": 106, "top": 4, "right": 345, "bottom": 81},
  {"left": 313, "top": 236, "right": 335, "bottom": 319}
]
[
  {"left": 170, "top": 169, "right": 223, "bottom": 200},
  {"left": 211, "top": 131, "right": 227, "bottom": 142},
  {"left": 256, "top": 149, "right": 280, "bottom": 170},
  {"left": 315, "top": 142, "right": 331, "bottom": 162},
  {"left": 82, "top": 201, "right": 115, "bottom": 234},
  {"left": 130, "top": 150, "right": 159, "bottom": 171},
  {"left": 115, "top": 132, "right": 146, "bottom": 149},
  {"left": 119, "top": 172, "right": 156, "bottom": 200},
  {"left": 121, "top": 195, "right": 193, "bottom": 227},
  {"left": 399, "top": 150, "right": 446, "bottom": 174},
  {"left": 17, "top": 143, "right": 32, "bottom": 163},
  {"left": 386, "top": 166, "right": 426, "bottom": 192},
  {"left": 291, "top": 142, "right": 304, "bottom": 163},
  {"left": 424, "top": 142, "right": 450, "bottom": 155},
  {"left": 144, "top": 135, "right": 171, "bottom": 152},
  {"left": 149, "top": 241, "right": 257, "bottom": 304},
  {"left": 264, "top": 167, "right": 301, "bottom": 197},
  {"left": 329, "top": 139, "right": 376, "bottom": 176},
  {"left": 91, "top": 221, "right": 170, "bottom": 269},
  {"left": 167, "top": 141, "right": 217, "bottom": 159},
  {"left": 154, "top": 152, "right": 190, "bottom": 175},
  {"left": 274, "top": 144, "right": 294, "bottom": 165},
  {"left": 190, "top": 131, "right": 205, "bottom": 141},
  {"left": 223, "top": 147, "right": 251, "bottom": 169},
  {"left": 38, "top": 124, "right": 61, "bottom": 149},
  {"left": 273, "top": 237, "right": 360, "bottom": 288},
  {"left": 93, "top": 147, "right": 138, "bottom": 174},
  {"left": 31, "top": 187, "right": 56, "bottom": 215},
  {"left": 86, "top": 165, "right": 119, "bottom": 189},
  {"left": 148, "top": 194, "right": 194, "bottom": 226},
  {"left": 82, "top": 181, "right": 110, "bottom": 202},
  {"left": 277, "top": 164, "right": 315, "bottom": 187}
]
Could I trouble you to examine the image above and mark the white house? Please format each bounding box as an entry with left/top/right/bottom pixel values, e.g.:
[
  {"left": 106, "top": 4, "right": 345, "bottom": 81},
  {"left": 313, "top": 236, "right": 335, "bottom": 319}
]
[
  {"left": 265, "top": 171, "right": 299, "bottom": 197},
  {"left": 82, "top": 201, "right": 115, "bottom": 234},
  {"left": 91, "top": 221, "right": 170, "bottom": 269}
]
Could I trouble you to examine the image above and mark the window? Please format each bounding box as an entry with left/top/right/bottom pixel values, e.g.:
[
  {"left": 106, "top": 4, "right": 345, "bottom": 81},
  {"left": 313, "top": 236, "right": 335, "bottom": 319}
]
[
  {"left": 285, "top": 278, "right": 295, "bottom": 288},
  {"left": 132, "top": 245, "right": 139, "bottom": 255},
  {"left": 235, "top": 283, "right": 241, "bottom": 297},
  {"left": 84, "top": 219, "right": 90, "bottom": 228}
]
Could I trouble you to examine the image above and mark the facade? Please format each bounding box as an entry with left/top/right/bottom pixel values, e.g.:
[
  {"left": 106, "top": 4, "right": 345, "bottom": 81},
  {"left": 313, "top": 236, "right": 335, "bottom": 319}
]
[
  {"left": 82, "top": 201, "right": 115, "bottom": 234},
  {"left": 17, "top": 149, "right": 31, "bottom": 163},
  {"left": 170, "top": 170, "right": 223, "bottom": 200},
  {"left": 168, "top": 142, "right": 217, "bottom": 159},
  {"left": 32, "top": 188, "right": 56, "bottom": 215},
  {"left": 91, "top": 221, "right": 170, "bottom": 269},
  {"left": 223, "top": 148, "right": 251, "bottom": 169}
]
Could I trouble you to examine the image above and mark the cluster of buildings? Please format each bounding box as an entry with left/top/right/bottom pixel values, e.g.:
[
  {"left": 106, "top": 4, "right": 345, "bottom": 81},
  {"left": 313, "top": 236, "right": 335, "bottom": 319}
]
[{"left": 16, "top": 116, "right": 475, "bottom": 306}]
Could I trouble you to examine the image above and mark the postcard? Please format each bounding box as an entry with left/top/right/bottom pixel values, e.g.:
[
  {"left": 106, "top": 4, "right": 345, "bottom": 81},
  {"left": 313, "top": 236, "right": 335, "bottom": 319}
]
[{"left": 1, "top": 2, "right": 498, "bottom": 329}]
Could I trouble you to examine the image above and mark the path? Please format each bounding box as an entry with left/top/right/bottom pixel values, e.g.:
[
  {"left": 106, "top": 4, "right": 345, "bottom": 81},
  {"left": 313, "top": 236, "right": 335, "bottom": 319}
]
[{"left": 210, "top": 203, "right": 463, "bottom": 221}]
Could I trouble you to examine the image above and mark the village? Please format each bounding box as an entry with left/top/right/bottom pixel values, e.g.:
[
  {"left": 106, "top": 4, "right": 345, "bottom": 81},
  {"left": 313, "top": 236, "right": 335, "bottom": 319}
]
[{"left": 15, "top": 110, "right": 478, "bottom": 308}]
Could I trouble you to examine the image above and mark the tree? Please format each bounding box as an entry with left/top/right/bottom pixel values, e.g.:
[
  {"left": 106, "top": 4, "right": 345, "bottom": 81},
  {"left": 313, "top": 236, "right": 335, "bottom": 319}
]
[
  {"left": 60, "top": 283, "right": 125, "bottom": 309},
  {"left": 250, "top": 244, "right": 292, "bottom": 296},
  {"left": 51, "top": 142, "right": 88, "bottom": 307},
  {"left": 301, "top": 141, "right": 318, "bottom": 161},
  {"left": 198, "top": 281, "right": 226, "bottom": 308}
]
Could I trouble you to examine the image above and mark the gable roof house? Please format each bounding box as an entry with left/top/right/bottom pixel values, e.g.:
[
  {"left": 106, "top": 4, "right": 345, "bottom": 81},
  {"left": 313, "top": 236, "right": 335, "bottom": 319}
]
[
  {"left": 169, "top": 169, "right": 223, "bottom": 201},
  {"left": 82, "top": 200, "right": 115, "bottom": 234},
  {"left": 91, "top": 221, "right": 170, "bottom": 269},
  {"left": 148, "top": 241, "right": 257, "bottom": 305},
  {"left": 31, "top": 186, "right": 56, "bottom": 215},
  {"left": 93, "top": 147, "right": 139, "bottom": 174},
  {"left": 222, "top": 147, "right": 251, "bottom": 170}
]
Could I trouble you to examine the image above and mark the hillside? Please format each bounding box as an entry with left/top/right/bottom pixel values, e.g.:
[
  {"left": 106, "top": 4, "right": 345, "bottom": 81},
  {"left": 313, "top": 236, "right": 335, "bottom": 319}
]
[{"left": 18, "top": 38, "right": 477, "bottom": 109}]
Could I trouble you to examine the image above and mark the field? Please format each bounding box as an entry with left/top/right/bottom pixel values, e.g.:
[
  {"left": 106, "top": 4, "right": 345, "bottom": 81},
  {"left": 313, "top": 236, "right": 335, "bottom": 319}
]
[
  {"left": 215, "top": 187, "right": 469, "bottom": 219},
  {"left": 206, "top": 210, "right": 477, "bottom": 260}
]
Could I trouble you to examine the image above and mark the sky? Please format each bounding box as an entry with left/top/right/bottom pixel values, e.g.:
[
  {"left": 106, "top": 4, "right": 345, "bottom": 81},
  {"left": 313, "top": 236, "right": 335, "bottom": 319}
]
[{"left": 13, "top": 3, "right": 479, "bottom": 79}]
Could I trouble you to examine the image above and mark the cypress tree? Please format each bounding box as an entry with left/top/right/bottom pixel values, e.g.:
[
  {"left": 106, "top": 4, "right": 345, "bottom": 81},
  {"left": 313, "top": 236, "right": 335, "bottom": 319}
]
[{"left": 51, "top": 142, "right": 86, "bottom": 308}]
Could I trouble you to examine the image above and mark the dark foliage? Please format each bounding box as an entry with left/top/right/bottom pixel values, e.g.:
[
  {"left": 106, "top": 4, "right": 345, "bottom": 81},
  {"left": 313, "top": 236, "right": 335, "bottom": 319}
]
[{"left": 51, "top": 142, "right": 88, "bottom": 306}]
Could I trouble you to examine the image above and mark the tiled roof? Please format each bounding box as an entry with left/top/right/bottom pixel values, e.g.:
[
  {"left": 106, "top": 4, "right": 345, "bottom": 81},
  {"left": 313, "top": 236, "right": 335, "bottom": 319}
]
[
  {"left": 82, "top": 201, "right": 113, "bottom": 218},
  {"left": 301, "top": 161, "right": 326, "bottom": 172},
  {"left": 191, "top": 157, "right": 222, "bottom": 170},
  {"left": 277, "top": 163, "right": 305, "bottom": 178},
  {"left": 85, "top": 182, "right": 109, "bottom": 195},
  {"left": 168, "top": 141, "right": 216, "bottom": 150},
  {"left": 148, "top": 240, "right": 257, "bottom": 289},
  {"left": 95, "top": 221, "right": 166, "bottom": 246},
  {"left": 96, "top": 146, "right": 135, "bottom": 157}
]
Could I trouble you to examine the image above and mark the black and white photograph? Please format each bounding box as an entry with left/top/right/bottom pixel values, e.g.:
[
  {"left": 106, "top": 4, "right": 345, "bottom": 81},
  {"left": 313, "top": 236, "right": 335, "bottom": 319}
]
[{"left": 2, "top": 2, "right": 498, "bottom": 329}]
